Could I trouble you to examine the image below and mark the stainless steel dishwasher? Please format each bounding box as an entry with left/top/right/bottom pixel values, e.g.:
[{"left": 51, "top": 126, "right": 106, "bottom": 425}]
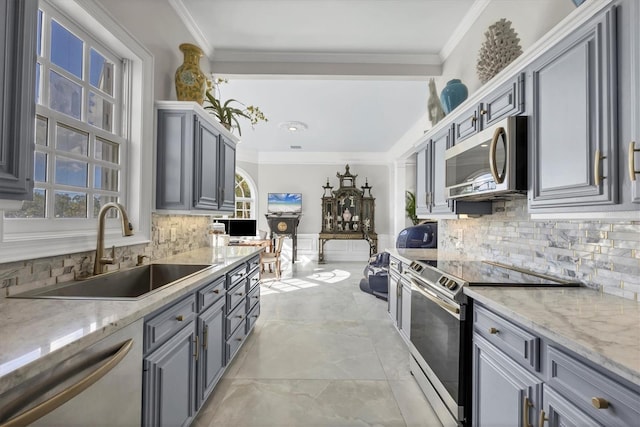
[{"left": 0, "top": 319, "right": 143, "bottom": 427}]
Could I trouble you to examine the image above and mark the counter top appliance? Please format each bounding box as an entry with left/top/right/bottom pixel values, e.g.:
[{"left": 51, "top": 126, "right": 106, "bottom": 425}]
[{"left": 405, "top": 259, "right": 579, "bottom": 427}]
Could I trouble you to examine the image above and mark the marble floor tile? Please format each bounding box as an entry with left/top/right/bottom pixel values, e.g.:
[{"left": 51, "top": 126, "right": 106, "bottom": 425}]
[
  {"left": 193, "top": 260, "right": 441, "bottom": 427},
  {"left": 195, "top": 379, "right": 406, "bottom": 427}
]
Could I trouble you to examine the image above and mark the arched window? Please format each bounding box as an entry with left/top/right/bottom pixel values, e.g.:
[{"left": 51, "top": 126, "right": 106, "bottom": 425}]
[{"left": 235, "top": 168, "right": 257, "bottom": 218}]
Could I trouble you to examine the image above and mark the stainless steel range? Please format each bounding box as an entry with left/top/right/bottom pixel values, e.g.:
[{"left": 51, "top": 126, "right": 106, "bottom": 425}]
[{"left": 405, "top": 260, "right": 579, "bottom": 427}]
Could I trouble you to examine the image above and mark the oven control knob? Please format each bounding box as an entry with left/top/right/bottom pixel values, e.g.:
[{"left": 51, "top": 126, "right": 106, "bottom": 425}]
[
  {"left": 438, "top": 277, "right": 448, "bottom": 286},
  {"left": 446, "top": 279, "right": 458, "bottom": 290}
]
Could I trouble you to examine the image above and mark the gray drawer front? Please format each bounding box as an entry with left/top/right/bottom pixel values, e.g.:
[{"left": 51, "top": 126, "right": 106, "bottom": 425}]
[
  {"left": 226, "top": 280, "right": 246, "bottom": 312},
  {"left": 226, "top": 318, "right": 246, "bottom": 361},
  {"left": 247, "top": 267, "right": 260, "bottom": 292},
  {"left": 225, "top": 299, "right": 246, "bottom": 338},
  {"left": 227, "top": 264, "right": 247, "bottom": 289},
  {"left": 474, "top": 304, "right": 540, "bottom": 371},
  {"left": 144, "top": 294, "right": 196, "bottom": 353},
  {"left": 453, "top": 107, "right": 479, "bottom": 143},
  {"left": 246, "top": 283, "right": 260, "bottom": 311},
  {"left": 247, "top": 255, "right": 260, "bottom": 273},
  {"left": 197, "top": 276, "right": 225, "bottom": 312},
  {"left": 246, "top": 302, "right": 260, "bottom": 333},
  {"left": 547, "top": 346, "right": 640, "bottom": 427}
]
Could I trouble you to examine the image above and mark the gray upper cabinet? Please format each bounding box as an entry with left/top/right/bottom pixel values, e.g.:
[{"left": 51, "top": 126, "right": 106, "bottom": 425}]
[
  {"left": 528, "top": 6, "right": 617, "bottom": 210},
  {"left": 616, "top": 0, "right": 640, "bottom": 205},
  {"left": 156, "top": 101, "right": 238, "bottom": 213},
  {"left": 415, "top": 143, "right": 431, "bottom": 216},
  {"left": 0, "top": 0, "right": 37, "bottom": 202}
]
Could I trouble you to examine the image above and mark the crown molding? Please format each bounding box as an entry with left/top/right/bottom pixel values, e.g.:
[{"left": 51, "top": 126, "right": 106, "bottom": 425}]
[
  {"left": 439, "top": 0, "right": 491, "bottom": 62},
  {"left": 168, "top": 0, "right": 214, "bottom": 57}
]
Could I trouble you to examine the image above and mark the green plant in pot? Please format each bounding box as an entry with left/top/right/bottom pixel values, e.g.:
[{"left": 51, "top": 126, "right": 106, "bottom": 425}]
[
  {"left": 405, "top": 191, "right": 420, "bottom": 225},
  {"left": 204, "top": 77, "right": 267, "bottom": 136}
]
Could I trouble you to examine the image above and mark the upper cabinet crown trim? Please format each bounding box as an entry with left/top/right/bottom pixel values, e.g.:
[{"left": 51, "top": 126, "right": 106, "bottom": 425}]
[{"left": 155, "top": 100, "right": 240, "bottom": 144}]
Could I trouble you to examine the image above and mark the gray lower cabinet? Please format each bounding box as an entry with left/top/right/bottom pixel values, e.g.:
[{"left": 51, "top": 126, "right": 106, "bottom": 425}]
[
  {"left": 143, "top": 257, "right": 261, "bottom": 427},
  {"left": 473, "top": 302, "right": 640, "bottom": 427},
  {"left": 472, "top": 334, "right": 541, "bottom": 427},
  {"left": 197, "top": 297, "right": 226, "bottom": 405},
  {"left": 0, "top": 0, "right": 37, "bottom": 202},
  {"left": 156, "top": 101, "right": 238, "bottom": 212},
  {"left": 399, "top": 276, "right": 411, "bottom": 342},
  {"left": 528, "top": 5, "right": 617, "bottom": 210},
  {"left": 388, "top": 256, "right": 410, "bottom": 344},
  {"left": 143, "top": 320, "right": 198, "bottom": 427}
]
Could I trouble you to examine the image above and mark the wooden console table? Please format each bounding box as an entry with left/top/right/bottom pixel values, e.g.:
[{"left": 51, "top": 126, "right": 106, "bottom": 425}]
[{"left": 318, "top": 231, "right": 378, "bottom": 262}]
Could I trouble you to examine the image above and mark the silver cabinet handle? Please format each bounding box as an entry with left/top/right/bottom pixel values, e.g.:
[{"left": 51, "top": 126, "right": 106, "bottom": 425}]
[
  {"left": 0, "top": 339, "right": 133, "bottom": 427},
  {"left": 629, "top": 141, "right": 639, "bottom": 181},
  {"left": 594, "top": 149, "right": 607, "bottom": 186}
]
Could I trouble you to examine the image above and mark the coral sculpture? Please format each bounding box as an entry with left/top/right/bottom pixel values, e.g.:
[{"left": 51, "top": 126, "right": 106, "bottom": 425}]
[{"left": 476, "top": 18, "right": 522, "bottom": 84}]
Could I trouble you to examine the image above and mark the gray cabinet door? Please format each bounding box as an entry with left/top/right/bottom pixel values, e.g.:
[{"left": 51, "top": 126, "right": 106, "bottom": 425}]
[
  {"left": 0, "top": 0, "right": 37, "bottom": 201},
  {"left": 219, "top": 136, "right": 236, "bottom": 211},
  {"left": 480, "top": 73, "right": 525, "bottom": 128},
  {"left": 198, "top": 298, "right": 226, "bottom": 405},
  {"left": 193, "top": 117, "right": 220, "bottom": 210},
  {"left": 430, "top": 127, "right": 454, "bottom": 215},
  {"left": 453, "top": 107, "right": 480, "bottom": 144},
  {"left": 541, "top": 387, "right": 600, "bottom": 427},
  {"left": 415, "top": 146, "right": 430, "bottom": 216},
  {"left": 529, "top": 6, "right": 617, "bottom": 209},
  {"left": 143, "top": 322, "right": 197, "bottom": 427},
  {"left": 472, "top": 335, "right": 541, "bottom": 427},
  {"left": 156, "top": 110, "right": 192, "bottom": 210}
]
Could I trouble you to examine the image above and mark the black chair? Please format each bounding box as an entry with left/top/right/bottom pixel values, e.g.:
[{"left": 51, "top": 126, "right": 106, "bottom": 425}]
[{"left": 359, "top": 252, "right": 390, "bottom": 300}]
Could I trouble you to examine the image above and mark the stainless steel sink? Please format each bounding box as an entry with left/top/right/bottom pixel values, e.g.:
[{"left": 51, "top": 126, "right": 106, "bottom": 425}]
[{"left": 10, "top": 263, "right": 212, "bottom": 300}]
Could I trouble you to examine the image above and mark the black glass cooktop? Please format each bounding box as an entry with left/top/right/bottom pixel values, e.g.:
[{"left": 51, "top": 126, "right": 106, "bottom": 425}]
[{"left": 416, "top": 260, "right": 580, "bottom": 286}]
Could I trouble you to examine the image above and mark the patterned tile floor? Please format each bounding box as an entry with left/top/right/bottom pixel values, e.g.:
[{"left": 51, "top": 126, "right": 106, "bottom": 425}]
[{"left": 193, "top": 260, "right": 442, "bottom": 427}]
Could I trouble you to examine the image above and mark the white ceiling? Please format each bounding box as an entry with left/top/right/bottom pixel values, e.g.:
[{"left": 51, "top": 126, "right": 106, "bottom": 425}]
[{"left": 166, "top": 0, "right": 483, "bottom": 153}]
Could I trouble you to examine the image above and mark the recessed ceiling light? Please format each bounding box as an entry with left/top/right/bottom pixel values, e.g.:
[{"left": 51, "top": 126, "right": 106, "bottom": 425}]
[
  {"left": 279, "top": 121, "right": 308, "bottom": 133},
  {"left": 480, "top": 144, "right": 489, "bottom": 147},
  {"left": 290, "top": 145, "right": 302, "bottom": 149}
]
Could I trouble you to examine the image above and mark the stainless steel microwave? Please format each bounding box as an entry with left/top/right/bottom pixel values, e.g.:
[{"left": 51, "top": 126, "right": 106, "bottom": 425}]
[{"left": 445, "top": 116, "right": 527, "bottom": 200}]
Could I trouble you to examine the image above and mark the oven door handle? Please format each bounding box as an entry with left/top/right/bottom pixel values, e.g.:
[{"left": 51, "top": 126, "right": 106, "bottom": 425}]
[{"left": 408, "top": 278, "right": 460, "bottom": 318}]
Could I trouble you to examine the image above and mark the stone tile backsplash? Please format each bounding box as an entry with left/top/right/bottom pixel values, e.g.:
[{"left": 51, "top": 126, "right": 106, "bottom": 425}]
[
  {"left": 439, "top": 198, "right": 640, "bottom": 300},
  {"left": 0, "top": 213, "right": 212, "bottom": 297}
]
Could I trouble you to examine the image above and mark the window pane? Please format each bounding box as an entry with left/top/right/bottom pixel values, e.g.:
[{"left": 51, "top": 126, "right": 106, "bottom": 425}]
[
  {"left": 35, "top": 63, "right": 41, "bottom": 104},
  {"left": 36, "top": 116, "right": 47, "bottom": 146},
  {"left": 34, "top": 152, "right": 46, "bottom": 182},
  {"left": 55, "top": 156, "right": 87, "bottom": 187},
  {"left": 50, "top": 20, "right": 83, "bottom": 78},
  {"left": 49, "top": 71, "right": 82, "bottom": 119},
  {"left": 5, "top": 189, "right": 46, "bottom": 218},
  {"left": 93, "top": 195, "right": 118, "bottom": 218},
  {"left": 90, "top": 49, "right": 114, "bottom": 95},
  {"left": 88, "top": 92, "right": 113, "bottom": 132},
  {"left": 94, "top": 166, "right": 118, "bottom": 191},
  {"left": 54, "top": 191, "right": 87, "bottom": 218},
  {"left": 37, "top": 10, "right": 43, "bottom": 56},
  {"left": 56, "top": 124, "right": 88, "bottom": 155},
  {"left": 95, "top": 138, "right": 119, "bottom": 163}
]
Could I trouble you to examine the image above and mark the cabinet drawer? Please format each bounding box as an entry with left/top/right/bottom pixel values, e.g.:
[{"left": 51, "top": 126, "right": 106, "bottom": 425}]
[
  {"left": 226, "top": 318, "right": 246, "bottom": 361},
  {"left": 480, "top": 73, "right": 524, "bottom": 128},
  {"left": 226, "top": 280, "right": 246, "bottom": 312},
  {"left": 453, "top": 107, "right": 480, "bottom": 143},
  {"left": 227, "top": 264, "right": 246, "bottom": 289},
  {"left": 246, "top": 283, "right": 260, "bottom": 311},
  {"left": 474, "top": 304, "right": 540, "bottom": 371},
  {"left": 246, "top": 302, "right": 260, "bottom": 333},
  {"left": 247, "top": 266, "right": 260, "bottom": 292},
  {"left": 546, "top": 346, "right": 640, "bottom": 427},
  {"left": 144, "top": 294, "right": 196, "bottom": 353},
  {"left": 197, "top": 276, "right": 225, "bottom": 311},
  {"left": 226, "top": 300, "right": 246, "bottom": 338},
  {"left": 247, "top": 255, "right": 260, "bottom": 273}
]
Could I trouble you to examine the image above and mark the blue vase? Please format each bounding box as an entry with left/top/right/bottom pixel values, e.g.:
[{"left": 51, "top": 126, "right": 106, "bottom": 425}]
[{"left": 440, "top": 79, "right": 468, "bottom": 114}]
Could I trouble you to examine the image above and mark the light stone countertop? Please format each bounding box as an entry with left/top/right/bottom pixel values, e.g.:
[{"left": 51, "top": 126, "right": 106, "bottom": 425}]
[
  {"left": 465, "top": 286, "right": 640, "bottom": 387},
  {"left": 0, "top": 246, "right": 261, "bottom": 396},
  {"left": 385, "top": 248, "right": 439, "bottom": 263}
]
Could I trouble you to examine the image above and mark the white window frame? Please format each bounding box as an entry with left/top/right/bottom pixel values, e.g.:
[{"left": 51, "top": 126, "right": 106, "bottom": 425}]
[
  {"left": 235, "top": 167, "right": 257, "bottom": 219},
  {"left": 0, "top": 0, "right": 154, "bottom": 262}
]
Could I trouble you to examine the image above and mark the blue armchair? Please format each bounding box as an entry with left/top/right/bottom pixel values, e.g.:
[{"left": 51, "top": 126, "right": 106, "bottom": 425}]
[{"left": 359, "top": 252, "right": 390, "bottom": 300}]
